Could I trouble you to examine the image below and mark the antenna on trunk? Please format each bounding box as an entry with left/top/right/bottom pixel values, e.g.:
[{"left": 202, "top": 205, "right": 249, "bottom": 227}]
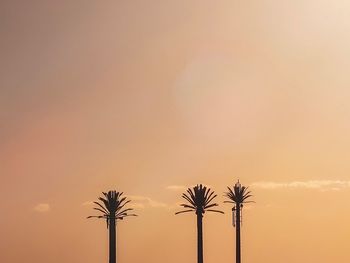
[{"left": 232, "top": 206, "right": 236, "bottom": 227}]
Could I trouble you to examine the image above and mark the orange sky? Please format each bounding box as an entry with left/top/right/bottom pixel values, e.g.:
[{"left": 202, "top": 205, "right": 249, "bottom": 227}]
[{"left": 1, "top": 1, "right": 350, "bottom": 262}]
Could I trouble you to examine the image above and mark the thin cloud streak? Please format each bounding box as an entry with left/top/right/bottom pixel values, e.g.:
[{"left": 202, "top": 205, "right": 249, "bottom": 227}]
[
  {"left": 82, "top": 196, "right": 168, "bottom": 209},
  {"left": 166, "top": 185, "right": 187, "bottom": 191},
  {"left": 34, "top": 203, "right": 50, "bottom": 212},
  {"left": 251, "top": 180, "right": 350, "bottom": 190},
  {"left": 82, "top": 201, "right": 94, "bottom": 206},
  {"left": 127, "top": 195, "right": 167, "bottom": 208}
]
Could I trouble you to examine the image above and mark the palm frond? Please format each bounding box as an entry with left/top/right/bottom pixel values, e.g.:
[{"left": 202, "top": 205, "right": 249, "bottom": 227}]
[
  {"left": 180, "top": 204, "right": 196, "bottom": 209},
  {"left": 175, "top": 209, "right": 194, "bottom": 215},
  {"left": 224, "top": 181, "right": 254, "bottom": 206},
  {"left": 175, "top": 184, "right": 223, "bottom": 216},
  {"left": 206, "top": 209, "right": 225, "bottom": 214},
  {"left": 204, "top": 203, "right": 218, "bottom": 209},
  {"left": 87, "top": 190, "right": 137, "bottom": 227},
  {"left": 93, "top": 201, "right": 109, "bottom": 213},
  {"left": 93, "top": 207, "right": 109, "bottom": 215}
]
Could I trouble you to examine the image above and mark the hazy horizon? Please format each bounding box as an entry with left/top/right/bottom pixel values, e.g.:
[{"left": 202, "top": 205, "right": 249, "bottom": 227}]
[{"left": 1, "top": 1, "right": 350, "bottom": 262}]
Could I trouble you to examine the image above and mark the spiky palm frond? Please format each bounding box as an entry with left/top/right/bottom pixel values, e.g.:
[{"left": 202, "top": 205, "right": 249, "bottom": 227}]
[
  {"left": 175, "top": 184, "right": 224, "bottom": 216},
  {"left": 87, "top": 190, "right": 137, "bottom": 227},
  {"left": 224, "top": 183, "right": 254, "bottom": 205}
]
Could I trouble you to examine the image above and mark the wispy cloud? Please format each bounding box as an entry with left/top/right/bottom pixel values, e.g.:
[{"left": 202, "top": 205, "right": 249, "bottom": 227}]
[
  {"left": 82, "top": 196, "right": 168, "bottom": 209},
  {"left": 128, "top": 203, "right": 146, "bottom": 209},
  {"left": 34, "top": 203, "right": 50, "bottom": 212},
  {"left": 127, "top": 195, "right": 167, "bottom": 208},
  {"left": 166, "top": 185, "right": 187, "bottom": 191},
  {"left": 251, "top": 180, "right": 350, "bottom": 191},
  {"left": 82, "top": 201, "right": 94, "bottom": 206}
]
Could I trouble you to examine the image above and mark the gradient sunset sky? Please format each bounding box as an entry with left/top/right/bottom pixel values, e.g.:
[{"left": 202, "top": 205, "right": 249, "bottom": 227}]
[{"left": 1, "top": 1, "right": 350, "bottom": 263}]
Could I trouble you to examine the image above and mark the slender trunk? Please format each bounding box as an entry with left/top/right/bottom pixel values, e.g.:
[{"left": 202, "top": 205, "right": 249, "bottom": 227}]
[
  {"left": 236, "top": 205, "right": 241, "bottom": 263},
  {"left": 197, "top": 213, "right": 203, "bottom": 263},
  {"left": 109, "top": 217, "right": 116, "bottom": 263}
]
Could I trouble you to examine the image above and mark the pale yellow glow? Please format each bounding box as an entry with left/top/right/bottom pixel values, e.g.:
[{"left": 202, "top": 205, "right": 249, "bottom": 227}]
[{"left": 1, "top": 1, "right": 350, "bottom": 263}]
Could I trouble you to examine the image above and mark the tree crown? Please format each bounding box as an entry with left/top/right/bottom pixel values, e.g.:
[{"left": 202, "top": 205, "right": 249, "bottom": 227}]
[{"left": 175, "top": 184, "right": 224, "bottom": 216}]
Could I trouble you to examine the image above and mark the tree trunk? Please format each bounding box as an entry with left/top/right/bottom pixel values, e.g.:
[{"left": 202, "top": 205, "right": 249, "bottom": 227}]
[
  {"left": 236, "top": 205, "right": 241, "bottom": 263},
  {"left": 197, "top": 213, "right": 203, "bottom": 263},
  {"left": 109, "top": 217, "right": 116, "bottom": 263}
]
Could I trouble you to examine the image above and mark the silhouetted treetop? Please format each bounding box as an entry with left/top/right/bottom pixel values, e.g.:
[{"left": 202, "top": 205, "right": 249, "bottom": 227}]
[
  {"left": 87, "top": 190, "right": 137, "bottom": 228},
  {"left": 176, "top": 184, "right": 224, "bottom": 216},
  {"left": 224, "top": 182, "right": 254, "bottom": 205}
]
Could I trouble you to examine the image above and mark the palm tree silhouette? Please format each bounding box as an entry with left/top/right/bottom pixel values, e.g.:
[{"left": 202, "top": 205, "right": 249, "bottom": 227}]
[
  {"left": 175, "top": 184, "right": 224, "bottom": 263},
  {"left": 224, "top": 180, "right": 254, "bottom": 263},
  {"left": 87, "top": 190, "right": 137, "bottom": 263}
]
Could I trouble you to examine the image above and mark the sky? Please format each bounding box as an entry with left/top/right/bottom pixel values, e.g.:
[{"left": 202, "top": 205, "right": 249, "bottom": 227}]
[{"left": 1, "top": 1, "right": 350, "bottom": 262}]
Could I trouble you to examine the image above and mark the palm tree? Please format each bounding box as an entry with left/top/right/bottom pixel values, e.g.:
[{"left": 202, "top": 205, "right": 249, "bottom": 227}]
[
  {"left": 224, "top": 180, "right": 254, "bottom": 263},
  {"left": 87, "top": 190, "right": 137, "bottom": 263},
  {"left": 175, "top": 184, "right": 224, "bottom": 263}
]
